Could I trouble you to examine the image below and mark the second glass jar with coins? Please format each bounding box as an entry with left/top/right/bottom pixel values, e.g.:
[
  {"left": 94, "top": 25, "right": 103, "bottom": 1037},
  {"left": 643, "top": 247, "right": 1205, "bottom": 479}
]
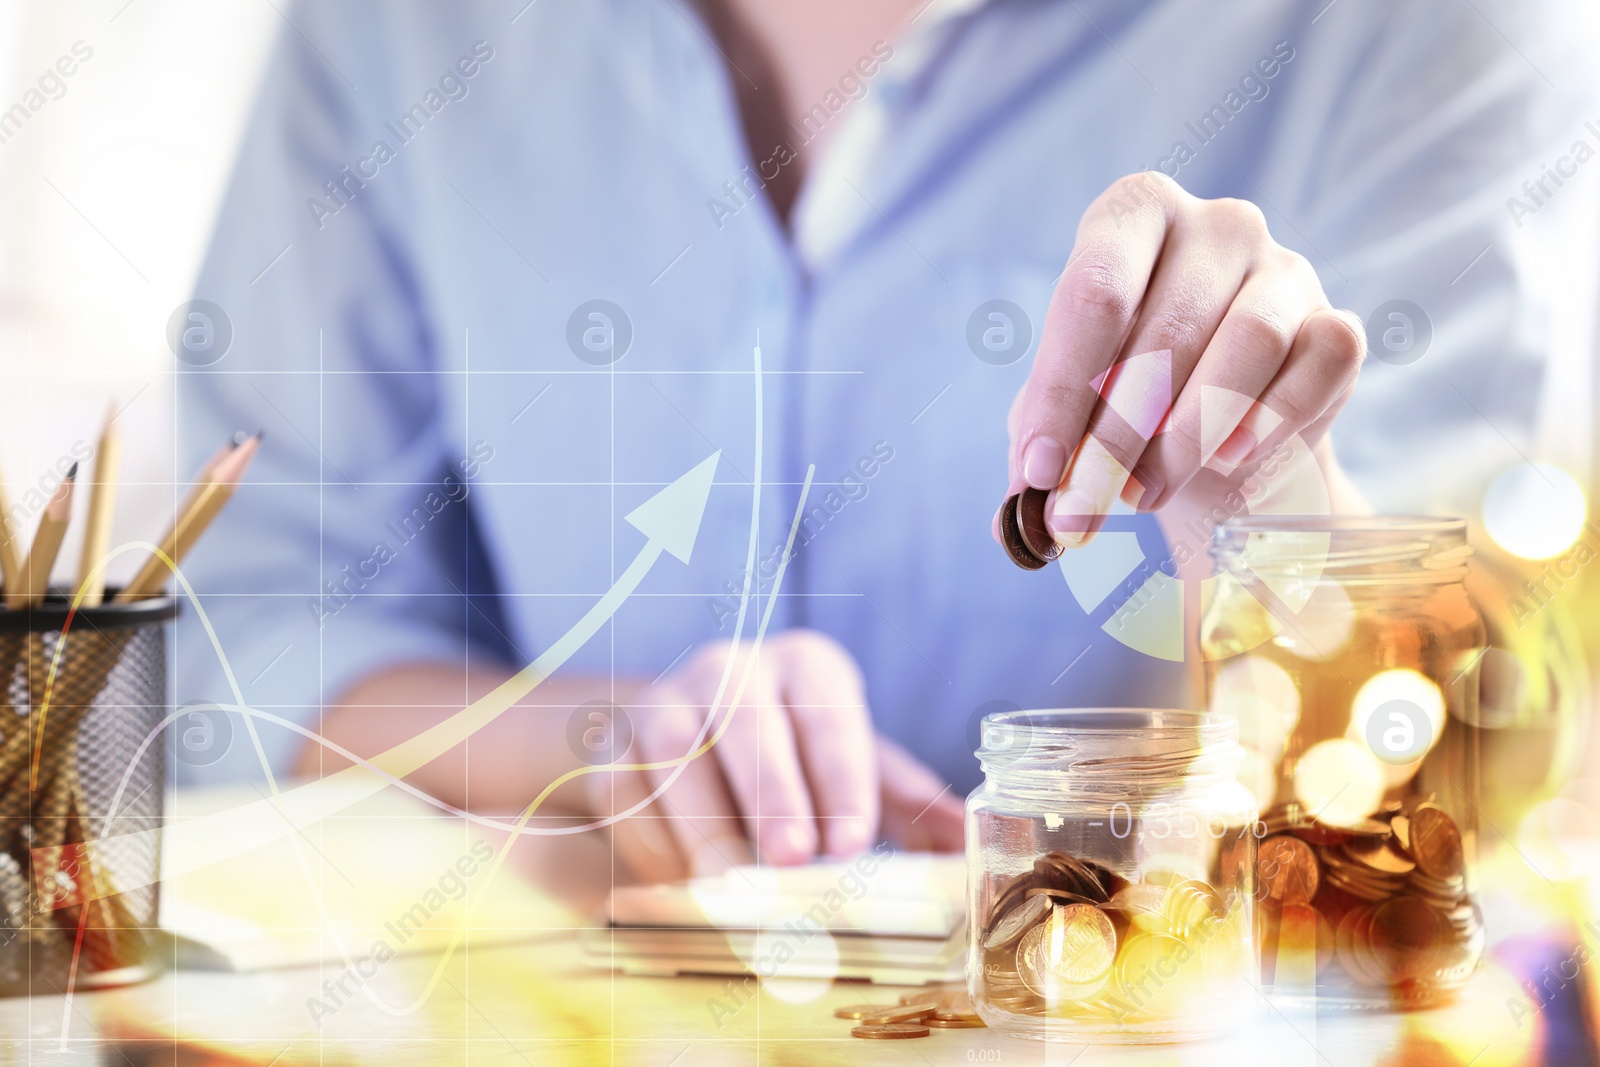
[
  {"left": 966, "top": 709, "right": 1259, "bottom": 1043},
  {"left": 1202, "top": 517, "right": 1486, "bottom": 1010}
]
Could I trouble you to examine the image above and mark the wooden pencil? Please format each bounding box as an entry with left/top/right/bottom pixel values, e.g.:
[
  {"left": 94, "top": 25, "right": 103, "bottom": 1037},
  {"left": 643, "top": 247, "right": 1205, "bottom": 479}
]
[
  {"left": 0, "top": 456, "right": 21, "bottom": 600},
  {"left": 114, "top": 433, "right": 260, "bottom": 602},
  {"left": 75, "top": 404, "right": 122, "bottom": 607},
  {"left": 5, "top": 465, "right": 76, "bottom": 609}
]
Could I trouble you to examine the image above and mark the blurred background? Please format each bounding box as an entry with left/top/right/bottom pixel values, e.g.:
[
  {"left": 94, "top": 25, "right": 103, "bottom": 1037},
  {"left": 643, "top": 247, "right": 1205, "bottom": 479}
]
[
  {"left": 1, "top": 0, "right": 1599, "bottom": 936},
  {"left": 0, "top": 0, "right": 274, "bottom": 578}
]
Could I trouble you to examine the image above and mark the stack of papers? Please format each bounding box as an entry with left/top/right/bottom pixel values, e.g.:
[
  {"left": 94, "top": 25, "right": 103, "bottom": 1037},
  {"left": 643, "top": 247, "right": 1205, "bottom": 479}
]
[{"left": 583, "top": 849, "right": 968, "bottom": 986}]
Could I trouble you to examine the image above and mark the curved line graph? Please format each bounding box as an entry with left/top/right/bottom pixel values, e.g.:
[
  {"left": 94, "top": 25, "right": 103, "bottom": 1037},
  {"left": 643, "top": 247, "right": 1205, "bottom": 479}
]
[{"left": 42, "top": 338, "right": 815, "bottom": 1032}]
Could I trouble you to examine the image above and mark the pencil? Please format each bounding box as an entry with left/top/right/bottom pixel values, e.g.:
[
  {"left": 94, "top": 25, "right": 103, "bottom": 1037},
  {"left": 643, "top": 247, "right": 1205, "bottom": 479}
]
[
  {"left": 75, "top": 404, "right": 122, "bottom": 607},
  {"left": 0, "top": 456, "right": 20, "bottom": 599},
  {"left": 6, "top": 464, "right": 76, "bottom": 609},
  {"left": 114, "top": 433, "right": 260, "bottom": 602}
]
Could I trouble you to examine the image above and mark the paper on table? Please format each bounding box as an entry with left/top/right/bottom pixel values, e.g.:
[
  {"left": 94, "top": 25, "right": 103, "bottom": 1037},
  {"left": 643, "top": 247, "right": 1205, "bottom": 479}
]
[
  {"left": 608, "top": 850, "right": 966, "bottom": 936},
  {"left": 158, "top": 784, "right": 573, "bottom": 971},
  {"left": 591, "top": 851, "right": 968, "bottom": 984}
]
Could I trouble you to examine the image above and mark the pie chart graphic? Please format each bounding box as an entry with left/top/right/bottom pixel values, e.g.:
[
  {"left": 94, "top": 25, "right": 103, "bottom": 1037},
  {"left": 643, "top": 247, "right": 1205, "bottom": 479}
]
[{"left": 1055, "top": 371, "right": 1332, "bottom": 662}]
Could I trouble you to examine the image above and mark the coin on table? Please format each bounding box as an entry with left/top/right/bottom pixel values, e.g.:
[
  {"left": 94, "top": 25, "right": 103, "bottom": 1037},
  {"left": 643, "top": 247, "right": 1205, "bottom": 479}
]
[
  {"left": 936, "top": 990, "right": 976, "bottom": 1015},
  {"left": 1259, "top": 835, "right": 1320, "bottom": 905},
  {"left": 860, "top": 1002, "right": 941, "bottom": 1024},
  {"left": 1000, "top": 493, "right": 1049, "bottom": 570},
  {"left": 1014, "top": 488, "right": 1063, "bottom": 563},
  {"left": 852, "top": 1023, "right": 931, "bottom": 1039},
  {"left": 834, "top": 1004, "right": 894, "bottom": 1020},
  {"left": 1409, "top": 805, "right": 1465, "bottom": 882},
  {"left": 984, "top": 893, "right": 1051, "bottom": 951},
  {"left": 927, "top": 1015, "right": 987, "bottom": 1028}
]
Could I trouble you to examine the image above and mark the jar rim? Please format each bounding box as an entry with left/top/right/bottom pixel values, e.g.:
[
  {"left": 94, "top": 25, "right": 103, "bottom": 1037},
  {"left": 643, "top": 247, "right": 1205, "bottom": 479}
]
[
  {"left": 979, "top": 707, "right": 1235, "bottom": 739},
  {"left": 975, "top": 708, "right": 1241, "bottom": 782},
  {"left": 1219, "top": 515, "right": 1465, "bottom": 535}
]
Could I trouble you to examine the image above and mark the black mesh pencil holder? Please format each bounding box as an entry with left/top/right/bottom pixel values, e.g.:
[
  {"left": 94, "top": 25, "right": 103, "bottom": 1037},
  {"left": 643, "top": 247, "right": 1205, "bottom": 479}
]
[{"left": 0, "top": 592, "right": 175, "bottom": 994}]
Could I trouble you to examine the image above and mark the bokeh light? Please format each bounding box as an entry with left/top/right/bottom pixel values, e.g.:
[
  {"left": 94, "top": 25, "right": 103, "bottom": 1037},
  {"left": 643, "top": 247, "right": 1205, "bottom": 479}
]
[
  {"left": 1516, "top": 797, "right": 1600, "bottom": 883},
  {"left": 1346, "top": 669, "right": 1447, "bottom": 787},
  {"left": 1482, "top": 462, "right": 1588, "bottom": 560},
  {"left": 1292, "top": 739, "right": 1385, "bottom": 827},
  {"left": 1210, "top": 655, "right": 1300, "bottom": 757}
]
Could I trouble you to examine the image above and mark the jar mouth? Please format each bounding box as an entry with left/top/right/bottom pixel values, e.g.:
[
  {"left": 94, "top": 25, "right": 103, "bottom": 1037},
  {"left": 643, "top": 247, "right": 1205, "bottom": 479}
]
[
  {"left": 976, "top": 708, "right": 1239, "bottom": 781},
  {"left": 1220, "top": 516, "right": 1465, "bottom": 536},
  {"left": 1213, "top": 515, "right": 1471, "bottom": 584}
]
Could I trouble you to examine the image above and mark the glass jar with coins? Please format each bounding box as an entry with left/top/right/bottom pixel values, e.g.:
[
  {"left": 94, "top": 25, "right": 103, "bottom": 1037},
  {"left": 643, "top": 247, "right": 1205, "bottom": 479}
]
[
  {"left": 1201, "top": 516, "right": 1485, "bottom": 1010},
  {"left": 967, "top": 709, "right": 1259, "bottom": 1043}
]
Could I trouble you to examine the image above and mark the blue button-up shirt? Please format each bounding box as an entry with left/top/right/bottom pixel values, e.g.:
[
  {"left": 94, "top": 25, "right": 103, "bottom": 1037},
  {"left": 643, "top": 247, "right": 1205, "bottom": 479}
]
[{"left": 174, "top": 0, "right": 1598, "bottom": 792}]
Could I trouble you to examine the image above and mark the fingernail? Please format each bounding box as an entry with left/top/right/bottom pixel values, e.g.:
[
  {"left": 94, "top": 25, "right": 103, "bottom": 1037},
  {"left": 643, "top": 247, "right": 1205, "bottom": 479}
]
[
  {"left": 991, "top": 499, "right": 1007, "bottom": 546},
  {"left": 1050, "top": 487, "right": 1097, "bottom": 546},
  {"left": 1212, "top": 426, "right": 1258, "bottom": 473},
  {"left": 1048, "top": 437, "right": 1128, "bottom": 546},
  {"left": 1021, "top": 436, "right": 1067, "bottom": 490},
  {"left": 768, "top": 822, "right": 816, "bottom": 865},
  {"left": 825, "top": 820, "right": 870, "bottom": 859}
]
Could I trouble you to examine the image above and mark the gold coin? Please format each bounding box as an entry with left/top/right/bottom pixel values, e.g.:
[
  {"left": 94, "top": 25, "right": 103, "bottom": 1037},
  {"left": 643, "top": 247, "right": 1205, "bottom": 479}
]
[
  {"left": 1274, "top": 904, "right": 1325, "bottom": 986},
  {"left": 1043, "top": 903, "right": 1118, "bottom": 984},
  {"left": 852, "top": 1023, "right": 930, "bottom": 1039},
  {"left": 1343, "top": 837, "right": 1416, "bottom": 876},
  {"left": 834, "top": 1004, "right": 892, "bottom": 1020},
  {"left": 984, "top": 893, "right": 1052, "bottom": 951},
  {"left": 1259, "top": 835, "right": 1320, "bottom": 904},
  {"left": 1390, "top": 814, "right": 1413, "bottom": 854},
  {"left": 1165, "top": 883, "right": 1225, "bottom": 939},
  {"left": 1369, "top": 894, "right": 1447, "bottom": 982},
  {"left": 1107, "top": 882, "right": 1170, "bottom": 936},
  {"left": 1025, "top": 885, "right": 1099, "bottom": 905},
  {"left": 1200, "top": 915, "right": 1251, "bottom": 985},
  {"left": 1115, "top": 933, "right": 1202, "bottom": 1018},
  {"left": 1335, "top": 905, "right": 1381, "bottom": 987},
  {"left": 927, "top": 1016, "right": 986, "bottom": 1028},
  {"left": 859, "top": 1002, "right": 940, "bottom": 1024},
  {"left": 935, "top": 990, "right": 976, "bottom": 1015},
  {"left": 1015, "top": 906, "right": 1114, "bottom": 1002},
  {"left": 1409, "top": 806, "right": 1466, "bottom": 882}
]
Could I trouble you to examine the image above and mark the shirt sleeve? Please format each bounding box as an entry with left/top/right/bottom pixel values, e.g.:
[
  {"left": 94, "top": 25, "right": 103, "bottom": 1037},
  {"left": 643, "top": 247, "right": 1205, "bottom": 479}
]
[
  {"left": 1262, "top": 0, "right": 1600, "bottom": 517},
  {"left": 171, "top": 6, "right": 487, "bottom": 787}
]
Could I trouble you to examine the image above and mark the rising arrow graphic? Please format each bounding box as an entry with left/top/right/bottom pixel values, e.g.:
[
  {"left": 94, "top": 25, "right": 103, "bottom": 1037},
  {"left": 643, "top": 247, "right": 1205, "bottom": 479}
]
[{"left": 43, "top": 451, "right": 722, "bottom": 904}]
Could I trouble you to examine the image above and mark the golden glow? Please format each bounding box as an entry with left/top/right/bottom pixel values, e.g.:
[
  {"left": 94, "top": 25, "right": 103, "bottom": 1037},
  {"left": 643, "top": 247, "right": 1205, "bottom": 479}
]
[
  {"left": 1292, "top": 739, "right": 1385, "bottom": 827},
  {"left": 1346, "top": 668, "right": 1447, "bottom": 786},
  {"left": 1279, "top": 579, "right": 1355, "bottom": 662},
  {"left": 1516, "top": 797, "right": 1600, "bottom": 883},
  {"left": 1210, "top": 655, "right": 1300, "bottom": 757},
  {"left": 1483, "top": 462, "right": 1588, "bottom": 560}
]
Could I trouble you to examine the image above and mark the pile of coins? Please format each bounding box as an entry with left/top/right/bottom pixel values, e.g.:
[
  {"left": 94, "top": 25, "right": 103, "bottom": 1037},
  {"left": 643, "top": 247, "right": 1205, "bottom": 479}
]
[
  {"left": 833, "top": 987, "right": 984, "bottom": 1040},
  {"left": 976, "top": 850, "right": 1251, "bottom": 1027},
  {"left": 1256, "top": 798, "right": 1481, "bottom": 1003}
]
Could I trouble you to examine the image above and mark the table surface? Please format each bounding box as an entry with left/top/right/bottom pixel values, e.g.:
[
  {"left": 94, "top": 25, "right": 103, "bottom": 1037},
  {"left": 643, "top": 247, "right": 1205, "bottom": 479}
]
[{"left": 0, "top": 830, "right": 1570, "bottom": 1066}]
